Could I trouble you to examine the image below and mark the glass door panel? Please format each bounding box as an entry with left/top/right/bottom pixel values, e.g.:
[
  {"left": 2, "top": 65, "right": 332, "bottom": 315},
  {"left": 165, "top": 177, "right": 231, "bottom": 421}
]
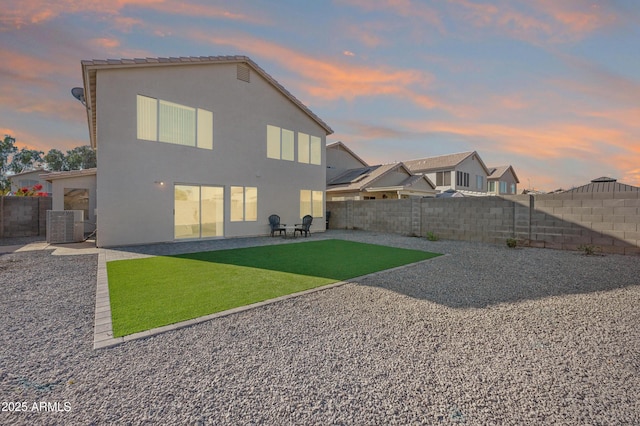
[
  {"left": 174, "top": 185, "right": 200, "bottom": 239},
  {"left": 201, "top": 186, "right": 224, "bottom": 237}
]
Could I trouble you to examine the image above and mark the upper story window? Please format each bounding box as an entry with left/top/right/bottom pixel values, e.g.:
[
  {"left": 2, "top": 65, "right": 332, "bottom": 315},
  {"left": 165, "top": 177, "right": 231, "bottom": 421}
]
[
  {"left": 476, "top": 175, "right": 484, "bottom": 190},
  {"left": 298, "top": 132, "right": 321, "bottom": 165},
  {"left": 436, "top": 171, "right": 451, "bottom": 186},
  {"left": 137, "top": 95, "right": 213, "bottom": 150},
  {"left": 456, "top": 171, "right": 470, "bottom": 187},
  {"left": 500, "top": 181, "right": 508, "bottom": 193},
  {"left": 267, "top": 125, "right": 321, "bottom": 164},
  {"left": 488, "top": 181, "right": 496, "bottom": 192},
  {"left": 267, "top": 125, "right": 294, "bottom": 161}
]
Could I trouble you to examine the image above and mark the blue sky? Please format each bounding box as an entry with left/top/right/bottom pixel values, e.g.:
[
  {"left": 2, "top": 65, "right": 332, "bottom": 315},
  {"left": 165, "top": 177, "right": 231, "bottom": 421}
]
[{"left": 2, "top": 0, "right": 639, "bottom": 190}]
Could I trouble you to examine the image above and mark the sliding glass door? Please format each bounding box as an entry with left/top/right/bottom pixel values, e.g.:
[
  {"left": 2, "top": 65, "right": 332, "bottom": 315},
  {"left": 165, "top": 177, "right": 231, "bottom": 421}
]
[{"left": 174, "top": 185, "right": 223, "bottom": 240}]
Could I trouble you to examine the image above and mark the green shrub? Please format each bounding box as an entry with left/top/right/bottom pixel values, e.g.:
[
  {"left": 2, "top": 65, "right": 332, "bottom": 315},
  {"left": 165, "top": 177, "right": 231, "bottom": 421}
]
[
  {"left": 426, "top": 231, "right": 439, "bottom": 241},
  {"left": 577, "top": 244, "right": 600, "bottom": 256},
  {"left": 506, "top": 238, "right": 518, "bottom": 248}
]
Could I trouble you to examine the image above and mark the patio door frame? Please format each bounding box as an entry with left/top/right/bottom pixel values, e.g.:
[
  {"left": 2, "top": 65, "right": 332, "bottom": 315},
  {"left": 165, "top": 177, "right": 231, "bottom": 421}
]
[{"left": 174, "top": 183, "right": 224, "bottom": 240}]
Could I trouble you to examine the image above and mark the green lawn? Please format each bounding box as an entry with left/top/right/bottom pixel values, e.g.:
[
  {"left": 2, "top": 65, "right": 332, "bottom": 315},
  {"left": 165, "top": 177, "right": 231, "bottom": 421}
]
[{"left": 107, "top": 239, "right": 441, "bottom": 337}]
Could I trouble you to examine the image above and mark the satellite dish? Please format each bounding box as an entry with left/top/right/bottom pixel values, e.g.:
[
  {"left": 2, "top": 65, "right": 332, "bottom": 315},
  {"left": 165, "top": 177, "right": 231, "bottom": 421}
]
[{"left": 71, "top": 87, "right": 86, "bottom": 105}]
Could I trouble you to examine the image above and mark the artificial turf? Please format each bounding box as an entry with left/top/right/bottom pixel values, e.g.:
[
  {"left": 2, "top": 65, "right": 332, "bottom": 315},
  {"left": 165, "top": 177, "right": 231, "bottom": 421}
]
[{"left": 107, "top": 239, "right": 441, "bottom": 337}]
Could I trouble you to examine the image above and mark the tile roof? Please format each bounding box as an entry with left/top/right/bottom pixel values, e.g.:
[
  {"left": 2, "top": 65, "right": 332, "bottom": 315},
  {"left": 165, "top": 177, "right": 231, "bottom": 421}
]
[
  {"left": 404, "top": 151, "right": 474, "bottom": 172},
  {"left": 404, "top": 151, "right": 491, "bottom": 175},
  {"left": 327, "top": 141, "right": 369, "bottom": 168},
  {"left": 590, "top": 176, "right": 616, "bottom": 183},
  {"left": 44, "top": 168, "right": 97, "bottom": 181},
  {"left": 81, "top": 56, "right": 333, "bottom": 148},
  {"left": 564, "top": 180, "right": 640, "bottom": 193},
  {"left": 327, "top": 163, "right": 435, "bottom": 193},
  {"left": 487, "top": 165, "right": 520, "bottom": 183},
  {"left": 6, "top": 168, "right": 49, "bottom": 178},
  {"left": 327, "top": 164, "right": 388, "bottom": 190}
]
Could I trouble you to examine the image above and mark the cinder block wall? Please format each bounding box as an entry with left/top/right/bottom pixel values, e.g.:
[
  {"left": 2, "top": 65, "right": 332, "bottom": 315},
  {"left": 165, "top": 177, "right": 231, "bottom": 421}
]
[
  {"left": 533, "top": 192, "right": 639, "bottom": 255},
  {"left": 327, "top": 192, "right": 640, "bottom": 255},
  {"left": 0, "top": 197, "right": 52, "bottom": 238},
  {"left": 420, "top": 196, "right": 523, "bottom": 244}
]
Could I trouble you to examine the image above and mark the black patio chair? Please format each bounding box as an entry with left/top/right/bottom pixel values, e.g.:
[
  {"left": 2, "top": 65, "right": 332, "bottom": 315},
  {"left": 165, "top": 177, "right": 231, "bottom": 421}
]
[
  {"left": 294, "top": 215, "right": 313, "bottom": 237},
  {"left": 268, "top": 214, "right": 287, "bottom": 237}
]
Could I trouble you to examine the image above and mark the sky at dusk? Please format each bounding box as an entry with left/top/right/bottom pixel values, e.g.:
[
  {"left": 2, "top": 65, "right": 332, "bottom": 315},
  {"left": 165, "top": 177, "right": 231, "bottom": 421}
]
[{"left": 2, "top": 0, "right": 639, "bottom": 191}]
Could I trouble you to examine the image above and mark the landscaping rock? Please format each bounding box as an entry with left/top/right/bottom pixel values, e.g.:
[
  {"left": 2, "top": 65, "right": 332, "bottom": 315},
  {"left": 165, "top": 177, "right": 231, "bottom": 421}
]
[{"left": 1, "top": 231, "right": 639, "bottom": 424}]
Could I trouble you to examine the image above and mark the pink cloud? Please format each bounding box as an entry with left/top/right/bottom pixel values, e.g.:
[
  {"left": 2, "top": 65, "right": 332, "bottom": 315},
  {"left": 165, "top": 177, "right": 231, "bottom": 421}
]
[
  {"left": 189, "top": 32, "right": 443, "bottom": 110},
  {"left": 0, "top": 126, "right": 83, "bottom": 153},
  {"left": 146, "top": 2, "right": 268, "bottom": 24},
  {"left": 552, "top": 54, "right": 640, "bottom": 107},
  {"left": 448, "top": 0, "right": 619, "bottom": 43},
  {"left": 1, "top": 0, "right": 264, "bottom": 30},
  {"left": 338, "top": 0, "right": 444, "bottom": 32},
  {"left": 345, "top": 23, "right": 388, "bottom": 49},
  {"left": 0, "top": 47, "right": 72, "bottom": 89},
  {"left": 534, "top": 0, "right": 617, "bottom": 35},
  {"left": 90, "top": 37, "right": 121, "bottom": 50}
]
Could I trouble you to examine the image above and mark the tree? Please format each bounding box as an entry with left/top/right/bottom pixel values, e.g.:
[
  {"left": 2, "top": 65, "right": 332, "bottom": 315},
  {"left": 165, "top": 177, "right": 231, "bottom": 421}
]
[
  {"left": 65, "top": 145, "right": 96, "bottom": 170},
  {"left": 1, "top": 135, "right": 18, "bottom": 195},
  {"left": 1, "top": 135, "right": 17, "bottom": 172},
  {"left": 43, "top": 145, "right": 96, "bottom": 171},
  {"left": 43, "top": 149, "right": 67, "bottom": 171},
  {"left": 9, "top": 147, "right": 43, "bottom": 174}
]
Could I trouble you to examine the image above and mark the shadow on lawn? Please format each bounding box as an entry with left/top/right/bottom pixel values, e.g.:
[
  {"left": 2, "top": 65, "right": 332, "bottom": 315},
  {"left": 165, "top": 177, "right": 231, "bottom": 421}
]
[
  {"left": 352, "top": 244, "right": 640, "bottom": 309},
  {"left": 170, "top": 239, "right": 441, "bottom": 282}
]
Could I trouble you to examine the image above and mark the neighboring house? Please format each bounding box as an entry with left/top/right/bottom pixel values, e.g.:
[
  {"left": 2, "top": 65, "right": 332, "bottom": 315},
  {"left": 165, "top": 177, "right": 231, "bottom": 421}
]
[
  {"left": 45, "top": 168, "right": 97, "bottom": 234},
  {"left": 404, "top": 151, "right": 491, "bottom": 196},
  {"left": 487, "top": 165, "right": 519, "bottom": 195},
  {"left": 80, "top": 56, "right": 332, "bottom": 247},
  {"left": 326, "top": 141, "right": 369, "bottom": 182},
  {"left": 562, "top": 177, "right": 640, "bottom": 194},
  {"left": 326, "top": 142, "right": 436, "bottom": 200},
  {"left": 8, "top": 168, "right": 52, "bottom": 195}
]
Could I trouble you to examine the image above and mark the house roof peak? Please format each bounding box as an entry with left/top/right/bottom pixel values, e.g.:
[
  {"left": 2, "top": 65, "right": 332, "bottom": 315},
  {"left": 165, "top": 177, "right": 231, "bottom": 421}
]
[
  {"left": 404, "top": 150, "right": 490, "bottom": 175},
  {"left": 81, "top": 55, "right": 333, "bottom": 148}
]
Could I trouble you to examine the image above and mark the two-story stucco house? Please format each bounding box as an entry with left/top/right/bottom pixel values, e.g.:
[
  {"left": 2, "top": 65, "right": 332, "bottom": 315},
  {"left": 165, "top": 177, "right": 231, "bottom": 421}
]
[
  {"left": 80, "top": 56, "right": 332, "bottom": 247},
  {"left": 487, "top": 165, "right": 520, "bottom": 195},
  {"left": 404, "top": 151, "right": 490, "bottom": 196}
]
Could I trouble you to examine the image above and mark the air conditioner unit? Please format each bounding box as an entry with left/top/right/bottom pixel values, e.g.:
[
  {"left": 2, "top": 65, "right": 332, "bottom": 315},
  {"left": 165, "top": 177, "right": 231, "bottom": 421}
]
[{"left": 47, "top": 210, "right": 85, "bottom": 243}]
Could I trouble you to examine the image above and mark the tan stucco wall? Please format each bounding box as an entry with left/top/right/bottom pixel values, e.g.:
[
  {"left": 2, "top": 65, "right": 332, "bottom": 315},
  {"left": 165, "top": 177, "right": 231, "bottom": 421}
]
[
  {"left": 94, "top": 63, "right": 327, "bottom": 247},
  {"left": 326, "top": 145, "right": 367, "bottom": 181},
  {"left": 489, "top": 170, "right": 518, "bottom": 195},
  {"left": 457, "top": 156, "right": 488, "bottom": 193},
  {"left": 372, "top": 169, "right": 409, "bottom": 187}
]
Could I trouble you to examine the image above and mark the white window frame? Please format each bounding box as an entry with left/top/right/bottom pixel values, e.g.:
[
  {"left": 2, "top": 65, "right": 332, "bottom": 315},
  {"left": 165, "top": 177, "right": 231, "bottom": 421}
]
[
  {"left": 137, "top": 95, "right": 213, "bottom": 150},
  {"left": 300, "top": 189, "right": 323, "bottom": 218},
  {"left": 298, "top": 132, "right": 310, "bottom": 164},
  {"left": 266, "top": 125, "right": 294, "bottom": 161},
  {"left": 456, "top": 171, "right": 470, "bottom": 188},
  {"left": 230, "top": 186, "right": 258, "bottom": 222}
]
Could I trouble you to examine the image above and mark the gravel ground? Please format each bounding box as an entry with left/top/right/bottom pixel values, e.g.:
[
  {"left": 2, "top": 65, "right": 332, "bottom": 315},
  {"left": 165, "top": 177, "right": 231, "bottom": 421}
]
[{"left": 1, "top": 230, "right": 639, "bottom": 425}]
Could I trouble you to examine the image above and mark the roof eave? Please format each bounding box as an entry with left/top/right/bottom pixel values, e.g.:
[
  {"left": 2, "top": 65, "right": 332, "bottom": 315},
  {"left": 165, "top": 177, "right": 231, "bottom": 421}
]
[
  {"left": 81, "top": 56, "right": 334, "bottom": 149},
  {"left": 327, "top": 141, "right": 369, "bottom": 167}
]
